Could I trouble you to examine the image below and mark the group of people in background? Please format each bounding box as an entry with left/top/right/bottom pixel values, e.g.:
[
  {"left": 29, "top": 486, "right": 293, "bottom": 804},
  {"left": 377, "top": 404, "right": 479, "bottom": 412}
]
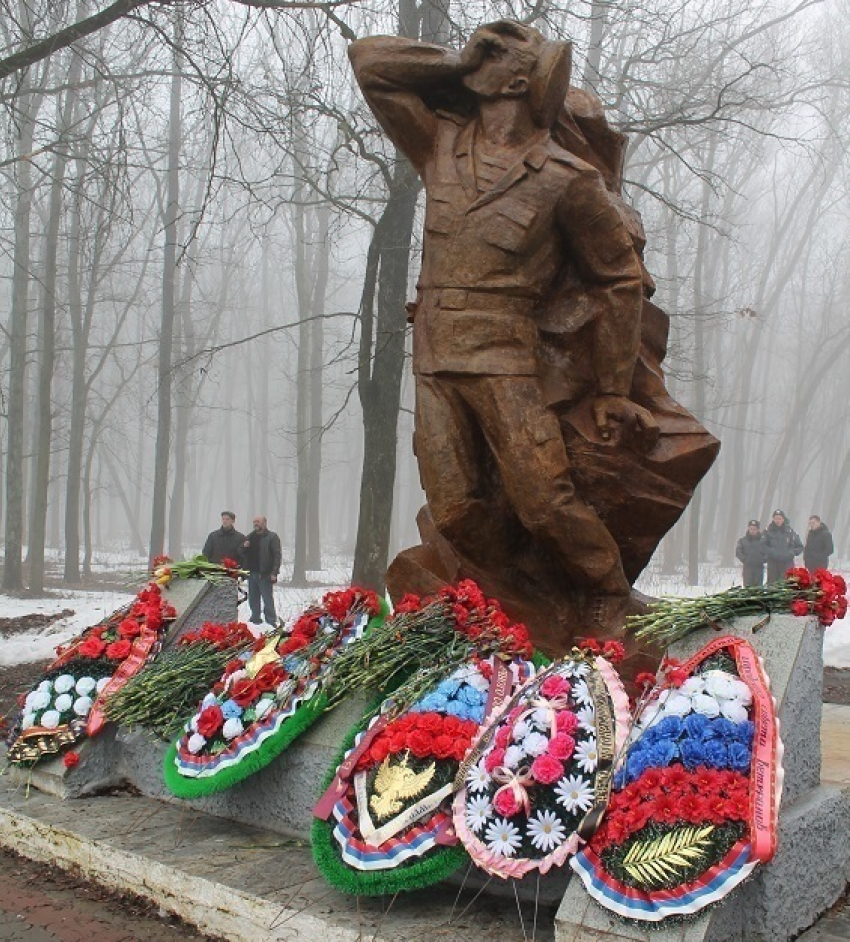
[
  {"left": 202, "top": 511, "right": 282, "bottom": 627},
  {"left": 736, "top": 510, "right": 835, "bottom": 586}
]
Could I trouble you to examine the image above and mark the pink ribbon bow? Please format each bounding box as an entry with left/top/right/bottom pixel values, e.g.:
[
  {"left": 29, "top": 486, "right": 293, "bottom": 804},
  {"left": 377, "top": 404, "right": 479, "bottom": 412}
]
[{"left": 492, "top": 764, "right": 535, "bottom": 816}]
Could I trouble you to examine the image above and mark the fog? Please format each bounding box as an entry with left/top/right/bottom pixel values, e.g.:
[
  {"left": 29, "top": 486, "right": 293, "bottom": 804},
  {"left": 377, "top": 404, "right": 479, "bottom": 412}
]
[{"left": 0, "top": 0, "right": 847, "bottom": 593}]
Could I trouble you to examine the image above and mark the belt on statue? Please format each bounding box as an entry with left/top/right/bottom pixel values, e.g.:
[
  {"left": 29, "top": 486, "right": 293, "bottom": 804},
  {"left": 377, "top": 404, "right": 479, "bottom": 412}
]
[{"left": 419, "top": 288, "right": 537, "bottom": 315}]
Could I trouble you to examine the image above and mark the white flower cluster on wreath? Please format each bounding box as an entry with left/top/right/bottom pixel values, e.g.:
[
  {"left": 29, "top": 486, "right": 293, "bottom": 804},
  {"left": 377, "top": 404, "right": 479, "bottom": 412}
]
[
  {"left": 635, "top": 668, "right": 753, "bottom": 737},
  {"left": 21, "top": 674, "right": 110, "bottom": 731}
]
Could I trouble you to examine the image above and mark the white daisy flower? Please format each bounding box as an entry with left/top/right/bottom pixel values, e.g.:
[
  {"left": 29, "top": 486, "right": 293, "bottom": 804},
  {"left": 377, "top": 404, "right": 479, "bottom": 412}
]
[
  {"left": 484, "top": 818, "right": 522, "bottom": 857},
  {"left": 504, "top": 745, "right": 525, "bottom": 769},
  {"left": 53, "top": 694, "right": 73, "bottom": 713},
  {"left": 562, "top": 659, "right": 590, "bottom": 678},
  {"left": 75, "top": 677, "right": 97, "bottom": 696},
  {"left": 466, "top": 761, "right": 492, "bottom": 793},
  {"left": 522, "top": 731, "right": 549, "bottom": 757},
  {"left": 576, "top": 704, "right": 596, "bottom": 733},
  {"left": 512, "top": 719, "right": 531, "bottom": 740},
  {"left": 40, "top": 710, "right": 61, "bottom": 729},
  {"left": 527, "top": 809, "right": 567, "bottom": 852},
  {"left": 720, "top": 699, "right": 749, "bottom": 724},
  {"left": 96, "top": 677, "right": 111, "bottom": 693},
  {"left": 679, "top": 676, "right": 706, "bottom": 697},
  {"left": 691, "top": 693, "right": 721, "bottom": 718},
  {"left": 702, "top": 670, "right": 738, "bottom": 701},
  {"left": 571, "top": 679, "right": 593, "bottom": 707},
  {"left": 574, "top": 737, "right": 599, "bottom": 773},
  {"left": 53, "top": 675, "right": 76, "bottom": 694},
  {"left": 465, "top": 794, "right": 493, "bottom": 833},
  {"left": 73, "top": 696, "right": 93, "bottom": 716},
  {"left": 554, "top": 774, "right": 595, "bottom": 813},
  {"left": 187, "top": 733, "right": 206, "bottom": 754}
]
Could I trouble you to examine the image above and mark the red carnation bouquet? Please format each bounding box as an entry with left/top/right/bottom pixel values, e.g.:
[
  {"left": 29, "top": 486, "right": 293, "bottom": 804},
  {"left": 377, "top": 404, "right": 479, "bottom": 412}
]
[{"left": 627, "top": 567, "right": 847, "bottom": 648}]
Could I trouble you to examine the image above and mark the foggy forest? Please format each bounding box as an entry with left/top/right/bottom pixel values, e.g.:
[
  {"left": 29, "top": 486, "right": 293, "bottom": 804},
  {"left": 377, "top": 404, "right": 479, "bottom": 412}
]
[{"left": 1, "top": 0, "right": 848, "bottom": 595}]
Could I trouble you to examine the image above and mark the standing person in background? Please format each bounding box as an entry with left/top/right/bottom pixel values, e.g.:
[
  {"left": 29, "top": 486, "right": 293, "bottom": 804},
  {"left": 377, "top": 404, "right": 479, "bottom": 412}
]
[
  {"left": 202, "top": 511, "right": 245, "bottom": 565},
  {"left": 243, "top": 516, "right": 282, "bottom": 626},
  {"left": 764, "top": 509, "right": 804, "bottom": 583},
  {"left": 736, "top": 519, "right": 767, "bottom": 586},
  {"left": 804, "top": 515, "right": 834, "bottom": 574}
]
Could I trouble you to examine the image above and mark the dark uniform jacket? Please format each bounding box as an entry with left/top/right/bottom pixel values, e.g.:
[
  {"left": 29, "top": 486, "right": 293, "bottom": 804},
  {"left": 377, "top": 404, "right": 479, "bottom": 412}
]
[
  {"left": 202, "top": 526, "right": 245, "bottom": 565},
  {"left": 804, "top": 525, "right": 834, "bottom": 573},
  {"left": 764, "top": 523, "right": 804, "bottom": 582},
  {"left": 348, "top": 37, "right": 643, "bottom": 395},
  {"left": 736, "top": 532, "right": 767, "bottom": 585},
  {"left": 245, "top": 529, "right": 282, "bottom": 578}
]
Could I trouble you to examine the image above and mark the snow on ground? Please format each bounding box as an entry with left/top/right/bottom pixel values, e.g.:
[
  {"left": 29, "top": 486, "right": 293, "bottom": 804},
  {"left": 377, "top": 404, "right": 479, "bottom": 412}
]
[{"left": 1, "top": 555, "right": 848, "bottom": 669}]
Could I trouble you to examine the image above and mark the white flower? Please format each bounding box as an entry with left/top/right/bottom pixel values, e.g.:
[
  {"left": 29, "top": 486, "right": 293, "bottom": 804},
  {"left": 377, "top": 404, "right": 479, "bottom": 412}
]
[
  {"left": 662, "top": 694, "right": 692, "bottom": 717},
  {"left": 691, "top": 693, "right": 721, "bottom": 718},
  {"left": 484, "top": 818, "right": 522, "bottom": 857},
  {"left": 53, "top": 674, "right": 76, "bottom": 694},
  {"left": 574, "top": 737, "right": 598, "bottom": 773},
  {"left": 21, "top": 713, "right": 36, "bottom": 731},
  {"left": 562, "top": 659, "right": 589, "bottom": 678},
  {"left": 504, "top": 745, "right": 525, "bottom": 769},
  {"left": 73, "top": 696, "right": 93, "bottom": 716},
  {"left": 466, "top": 761, "right": 491, "bottom": 793},
  {"left": 679, "top": 676, "right": 706, "bottom": 697},
  {"left": 190, "top": 715, "right": 199, "bottom": 733},
  {"left": 187, "top": 733, "right": 206, "bottom": 754},
  {"left": 720, "top": 699, "right": 750, "bottom": 724},
  {"left": 522, "top": 731, "right": 549, "bottom": 757},
  {"left": 40, "top": 710, "right": 61, "bottom": 729},
  {"left": 531, "top": 708, "right": 551, "bottom": 729},
  {"left": 75, "top": 677, "right": 96, "bottom": 696},
  {"left": 728, "top": 678, "right": 753, "bottom": 706},
  {"left": 96, "top": 677, "right": 111, "bottom": 693},
  {"left": 254, "top": 698, "right": 275, "bottom": 721},
  {"left": 555, "top": 774, "right": 595, "bottom": 813},
  {"left": 465, "top": 794, "right": 493, "bottom": 833},
  {"left": 38, "top": 679, "right": 53, "bottom": 692},
  {"left": 29, "top": 690, "right": 51, "bottom": 711},
  {"left": 702, "top": 670, "right": 738, "bottom": 701},
  {"left": 572, "top": 679, "right": 593, "bottom": 707},
  {"left": 54, "top": 694, "right": 73, "bottom": 713},
  {"left": 527, "top": 810, "right": 567, "bottom": 852},
  {"left": 512, "top": 719, "right": 531, "bottom": 740},
  {"left": 576, "top": 704, "right": 596, "bottom": 733},
  {"left": 222, "top": 717, "right": 244, "bottom": 740},
  {"left": 454, "top": 665, "right": 490, "bottom": 693},
  {"left": 202, "top": 692, "right": 219, "bottom": 708}
]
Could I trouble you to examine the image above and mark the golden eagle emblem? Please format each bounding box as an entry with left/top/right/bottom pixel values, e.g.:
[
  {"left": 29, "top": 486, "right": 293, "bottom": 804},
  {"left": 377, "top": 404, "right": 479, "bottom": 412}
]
[{"left": 369, "top": 752, "right": 436, "bottom": 820}]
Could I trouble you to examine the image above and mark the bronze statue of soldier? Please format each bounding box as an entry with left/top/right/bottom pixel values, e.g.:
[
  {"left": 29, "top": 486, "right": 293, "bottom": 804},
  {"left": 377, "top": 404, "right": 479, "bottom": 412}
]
[{"left": 349, "top": 22, "right": 719, "bottom": 661}]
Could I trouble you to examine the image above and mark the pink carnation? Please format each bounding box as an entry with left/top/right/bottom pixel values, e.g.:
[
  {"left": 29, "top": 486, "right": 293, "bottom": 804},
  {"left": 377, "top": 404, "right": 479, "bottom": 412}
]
[
  {"left": 495, "top": 726, "right": 511, "bottom": 749},
  {"left": 540, "top": 675, "right": 570, "bottom": 698},
  {"left": 530, "top": 754, "right": 564, "bottom": 785},
  {"left": 493, "top": 789, "right": 520, "bottom": 817},
  {"left": 485, "top": 748, "right": 506, "bottom": 774},
  {"left": 556, "top": 711, "right": 579, "bottom": 734},
  {"left": 547, "top": 733, "right": 576, "bottom": 761}
]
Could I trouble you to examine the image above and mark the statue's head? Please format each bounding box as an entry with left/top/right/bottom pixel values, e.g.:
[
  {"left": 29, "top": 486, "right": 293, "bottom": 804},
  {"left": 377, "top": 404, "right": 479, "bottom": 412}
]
[{"left": 461, "top": 21, "right": 572, "bottom": 129}]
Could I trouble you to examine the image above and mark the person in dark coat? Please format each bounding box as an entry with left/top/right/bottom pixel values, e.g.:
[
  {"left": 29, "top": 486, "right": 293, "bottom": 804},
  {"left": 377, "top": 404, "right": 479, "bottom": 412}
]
[
  {"left": 202, "top": 511, "right": 245, "bottom": 565},
  {"left": 736, "top": 519, "right": 767, "bottom": 586},
  {"left": 764, "top": 509, "right": 804, "bottom": 583},
  {"left": 804, "top": 515, "right": 834, "bottom": 574},
  {"left": 242, "top": 516, "right": 282, "bottom": 626}
]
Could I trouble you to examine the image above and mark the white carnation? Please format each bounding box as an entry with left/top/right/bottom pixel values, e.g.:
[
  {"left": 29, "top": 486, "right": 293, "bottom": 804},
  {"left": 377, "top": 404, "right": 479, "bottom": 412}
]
[
  {"left": 54, "top": 694, "right": 74, "bottom": 713},
  {"left": 504, "top": 745, "right": 525, "bottom": 769},
  {"left": 222, "top": 717, "right": 244, "bottom": 740},
  {"left": 662, "top": 694, "right": 692, "bottom": 717},
  {"left": 73, "top": 696, "right": 93, "bottom": 716},
  {"left": 29, "top": 689, "right": 51, "bottom": 711},
  {"left": 691, "top": 693, "right": 721, "bottom": 717},
  {"left": 187, "top": 733, "right": 207, "bottom": 754},
  {"left": 702, "top": 670, "right": 739, "bottom": 700},
  {"left": 254, "top": 698, "right": 275, "bottom": 720},
  {"left": 202, "top": 692, "right": 219, "bottom": 708},
  {"left": 38, "top": 679, "right": 53, "bottom": 692},
  {"left": 40, "top": 710, "right": 61, "bottom": 729},
  {"left": 53, "top": 674, "right": 76, "bottom": 694},
  {"left": 720, "top": 699, "right": 750, "bottom": 724},
  {"left": 679, "top": 676, "right": 705, "bottom": 697},
  {"left": 522, "top": 731, "right": 550, "bottom": 757},
  {"left": 75, "top": 677, "right": 97, "bottom": 696},
  {"left": 727, "top": 678, "right": 753, "bottom": 706},
  {"left": 512, "top": 720, "right": 531, "bottom": 740},
  {"left": 21, "top": 713, "right": 36, "bottom": 730},
  {"left": 96, "top": 677, "right": 111, "bottom": 693}
]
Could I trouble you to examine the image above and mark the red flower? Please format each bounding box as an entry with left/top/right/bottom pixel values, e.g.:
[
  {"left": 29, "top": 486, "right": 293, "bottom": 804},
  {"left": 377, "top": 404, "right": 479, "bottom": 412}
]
[
  {"left": 63, "top": 752, "right": 80, "bottom": 769},
  {"left": 661, "top": 657, "right": 689, "bottom": 687},
  {"left": 152, "top": 555, "right": 171, "bottom": 568},
  {"left": 786, "top": 567, "right": 812, "bottom": 588},
  {"left": 540, "top": 675, "right": 570, "bottom": 698},
  {"left": 556, "top": 711, "right": 579, "bottom": 734},
  {"left": 197, "top": 705, "right": 224, "bottom": 738},
  {"left": 370, "top": 738, "right": 391, "bottom": 765},
  {"left": 118, "top": 618, "right": 141, "bottom": 639},
  {"left": 650, "top": 793, "right": 678, "bottom": 822},
  {"left": 223, "top": 659, "right": 244, "bottom": 676},
  {"left": 433, "top": 734, "right": 455, "bottom": 759},
  {"left": 254, "top": 663, "right": 286, "bottom": 693},
  {"left": 602, "top": 640, "right": 626, "bottom": 664},
  {"left": 495, "top": 726, "right": 511, "bottom": 749},
  {"left": 394, "top": 593, "right": 422, "bottom": 615},
  {"left": 78, "top": 637, "right": 107, "bottom": 659},
  {"left": 408, "top": 730, "right": 433, "bottom": 759},
  {"left": 493, "top": 789, "right": 520, "bottom": 817},
  {"left": 415, "top": 712, "right": 443, "bottom": 734},
  {"left": 790, "top": 600, "right": 811, "bottom": 617},
  {"left": 229, "top": 678, "right": 259, "bottom": 708},
  {"left": 530, "top": 754, "right": 564, "bottom": 785},
  {"left": 547, "top": 733, "right": 575, "bottom": 761},
  {"left": 221, "top": 557, "right": 240, "bottom": 571},
  {"left": 485, "top": 748, "right": 506, "bottom": 773},
  {"left": 635, "top": 671, "right": 657, "bottom": 689},
  {"left": 105, "top": 639, "right": 132, "bottom": 660},
  {"left": 576, "top": 637, "right": 602, "bottom": 655}
]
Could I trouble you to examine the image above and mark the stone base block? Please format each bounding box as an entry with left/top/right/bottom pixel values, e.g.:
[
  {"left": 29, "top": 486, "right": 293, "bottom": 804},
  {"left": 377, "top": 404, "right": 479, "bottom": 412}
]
[{"left": 554, "top": 785, "right": 850, "bottom": 942}]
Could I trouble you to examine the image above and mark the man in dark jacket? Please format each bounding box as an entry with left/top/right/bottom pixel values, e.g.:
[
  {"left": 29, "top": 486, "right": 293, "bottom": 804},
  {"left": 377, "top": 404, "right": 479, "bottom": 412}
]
[
  {"left": 202, "top": 512, "right": 245, "bottom": 565},
  {"left": 764, "top": 509, "right": 804, "bottom": 583},
  {"left": 804, "top": 515, "right": 834, "bottom": 574},
  {"left": 736, "top": 519, "right": 767, "bottom": 586},
  {"left": 243, "top": 516, "right": 282, "bottom": 626}
]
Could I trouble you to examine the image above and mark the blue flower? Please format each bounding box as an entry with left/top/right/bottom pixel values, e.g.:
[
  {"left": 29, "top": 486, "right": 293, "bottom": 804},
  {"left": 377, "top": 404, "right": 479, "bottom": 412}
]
[
  {"left": 437, "top": 679, "right": 461, "bottom": 697},
  {"left": 457, "top": 684, "right": 484, "bottom": 706},
  {"left": 703, "top": 739, "right": 729, "bottom": 768},
  {"left": 446, "top": 700, "right": 472, "bottom": 719},
  {"left": 614, "top": 767, "right": 628, "bottom": 789},
  {"left": 732, "top": 720, "right": 755, "bottom": 745},
  {"left": 711, "top": 717, "right": 736, "bottom": 741},
  {"left": 728, "top": 741, "right": 752, "bottom": 772},
  {"left": 626, "top": 751, "right": 651, "bottom": 782},
  {"left": 639, "top": 725, "right": 660, "bottom": 746},
  {"left": 656, "top": 716, "right": 684, "bottom": 740},
  {"left": 681, "top": 739, "right": 706, "bottom": 770},
  {"left": 647, "top": 740, "right": 678, "bottom": 767},
  {"left": 221, "top": 699, "right": 243, "bottom": 720},
  {"left": 684, "top": 713, "right": 710, "bottom": 740}
]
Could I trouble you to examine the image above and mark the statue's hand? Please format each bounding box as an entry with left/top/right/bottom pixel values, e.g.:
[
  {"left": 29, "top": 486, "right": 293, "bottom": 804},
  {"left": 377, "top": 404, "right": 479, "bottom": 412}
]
[
  {"left": 459, "top": 31, "right": 503, "bottom": 72},
  {"left": 592, "top": 395, "right": 660, "bottom": 450}
]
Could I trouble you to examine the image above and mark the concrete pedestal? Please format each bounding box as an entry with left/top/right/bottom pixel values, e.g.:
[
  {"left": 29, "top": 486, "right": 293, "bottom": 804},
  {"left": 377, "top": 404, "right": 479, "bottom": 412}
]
[{"left": 554, "top": 613, "right": 850, "bottom": 942}]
